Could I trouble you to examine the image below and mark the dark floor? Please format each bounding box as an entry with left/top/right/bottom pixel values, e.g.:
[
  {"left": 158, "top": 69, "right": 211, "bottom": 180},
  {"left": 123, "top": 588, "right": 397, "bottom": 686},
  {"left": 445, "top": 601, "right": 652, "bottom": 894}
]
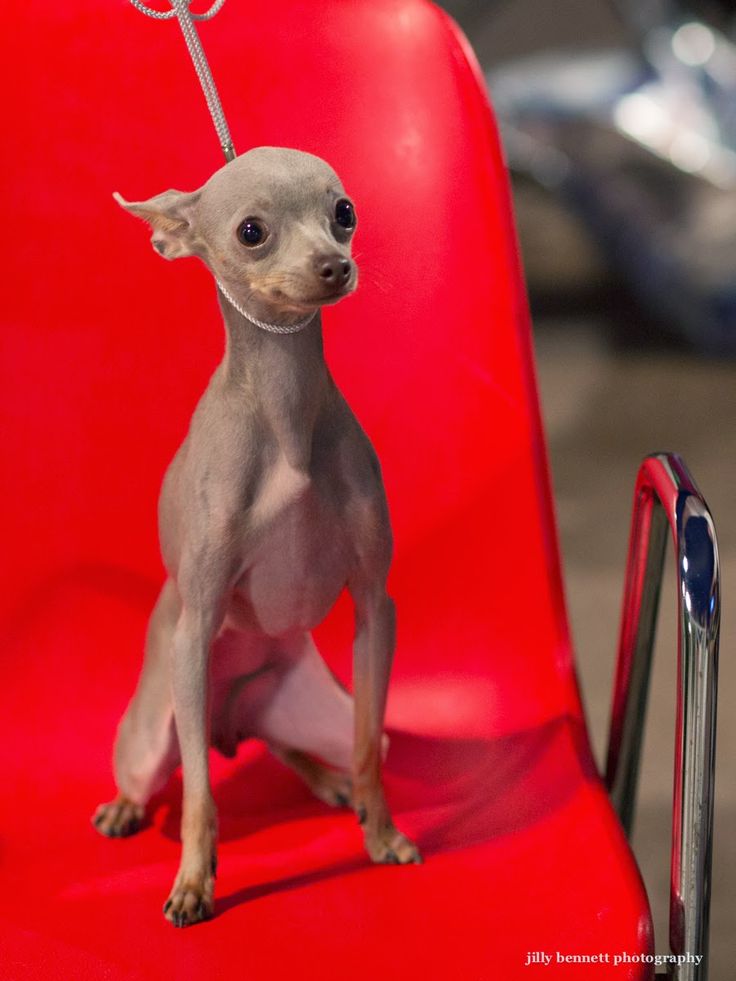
[{"left": 440, "top": 1, "right": 736, "bottom": 976}]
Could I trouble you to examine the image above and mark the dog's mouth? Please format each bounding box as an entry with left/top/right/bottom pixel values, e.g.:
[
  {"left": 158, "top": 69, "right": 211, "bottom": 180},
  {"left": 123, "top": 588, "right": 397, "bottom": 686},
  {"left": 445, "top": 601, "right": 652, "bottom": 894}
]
[
  {"left": 241, "top": 267, "right": 358, "bottom": 319},
  {"left": 312, "top": 277, "right": 357, "bottom": 305},
  {"left": 269, "top": 273, "right": 358, "bottom": 309}
]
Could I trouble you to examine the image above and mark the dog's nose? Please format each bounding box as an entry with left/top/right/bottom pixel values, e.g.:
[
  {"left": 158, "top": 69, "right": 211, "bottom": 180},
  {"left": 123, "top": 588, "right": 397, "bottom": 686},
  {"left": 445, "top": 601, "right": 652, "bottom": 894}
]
[{"left": 316, "top": 255, "right": 352, "bottom": 284}]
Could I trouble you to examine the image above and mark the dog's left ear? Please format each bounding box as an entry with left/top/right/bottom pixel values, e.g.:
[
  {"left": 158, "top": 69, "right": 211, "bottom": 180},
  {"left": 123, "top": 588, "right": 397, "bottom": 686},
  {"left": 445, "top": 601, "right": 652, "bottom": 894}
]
[{"left": 113, "top": 188, "right": 201, "bottom": 260}]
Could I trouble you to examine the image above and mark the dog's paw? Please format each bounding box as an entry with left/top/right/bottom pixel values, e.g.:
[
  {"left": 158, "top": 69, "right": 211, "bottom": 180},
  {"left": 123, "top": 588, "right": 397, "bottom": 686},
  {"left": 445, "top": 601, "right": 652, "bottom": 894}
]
[
  {"left": 163, "top": 871, "right": 215, "bottom": 928},
  {"left": 311, "top": 769, "right": 354, "bottom": 809},
  {"left": 91, "top": 797, "right": 144, "bottom": 838},
  {"left": 364, "top": 825, "right": 422, "bottom": 865}
]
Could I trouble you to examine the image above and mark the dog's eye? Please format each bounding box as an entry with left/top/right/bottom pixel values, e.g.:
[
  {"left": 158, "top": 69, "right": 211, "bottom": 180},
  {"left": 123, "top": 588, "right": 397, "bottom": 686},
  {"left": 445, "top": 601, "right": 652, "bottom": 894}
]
[
  {"left": 237, "top": 219, "right": 267, "bottom": 247},
  {"left": 335, "top": 199, "right": 356, "bottom": 230}
]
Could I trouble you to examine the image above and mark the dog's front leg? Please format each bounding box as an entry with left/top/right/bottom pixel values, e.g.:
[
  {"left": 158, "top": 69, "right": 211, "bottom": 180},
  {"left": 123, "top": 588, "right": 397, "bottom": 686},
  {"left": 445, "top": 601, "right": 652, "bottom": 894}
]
[
  {"left": 350, "top": 582, "right": 421, "bottom": 865},
  {"left": 163, "top": 604, "right": 221, "bottom": 927}
]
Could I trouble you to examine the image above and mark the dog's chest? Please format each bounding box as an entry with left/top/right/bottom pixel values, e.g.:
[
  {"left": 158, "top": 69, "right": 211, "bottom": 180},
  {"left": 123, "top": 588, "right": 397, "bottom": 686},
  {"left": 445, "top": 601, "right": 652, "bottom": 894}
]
[
  {"left": 250, "top": 452, "right": 310, "bottom": 526},
  {"left": 234, "top": 452, "right": 351, "bottom": 635}
]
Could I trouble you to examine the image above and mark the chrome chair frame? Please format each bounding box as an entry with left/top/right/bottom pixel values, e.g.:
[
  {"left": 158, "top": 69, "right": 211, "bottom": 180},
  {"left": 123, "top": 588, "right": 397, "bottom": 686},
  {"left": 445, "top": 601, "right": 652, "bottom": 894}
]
[{"left": 605, "top": 453, "right": 720, "bottom": 981}]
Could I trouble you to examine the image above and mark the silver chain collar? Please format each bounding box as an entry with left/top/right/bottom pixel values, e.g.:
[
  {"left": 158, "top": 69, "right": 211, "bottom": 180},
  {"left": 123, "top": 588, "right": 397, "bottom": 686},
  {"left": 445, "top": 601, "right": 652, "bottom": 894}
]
[{"left": 216, "top": 281, "right": 317, "bottom": 334}]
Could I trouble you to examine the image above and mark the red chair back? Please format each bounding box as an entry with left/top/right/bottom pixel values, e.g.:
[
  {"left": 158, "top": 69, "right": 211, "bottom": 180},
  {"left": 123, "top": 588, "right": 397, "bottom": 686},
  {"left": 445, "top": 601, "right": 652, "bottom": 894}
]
[{"left": 1, "top": 0, "right": 580, "bottom": 741}]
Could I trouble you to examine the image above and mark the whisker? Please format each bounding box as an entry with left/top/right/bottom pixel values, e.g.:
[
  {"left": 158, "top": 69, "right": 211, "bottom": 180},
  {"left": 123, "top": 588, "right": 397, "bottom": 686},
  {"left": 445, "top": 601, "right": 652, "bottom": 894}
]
[{"left": 363, "top": 275, "right": 391, "bottom": 296}]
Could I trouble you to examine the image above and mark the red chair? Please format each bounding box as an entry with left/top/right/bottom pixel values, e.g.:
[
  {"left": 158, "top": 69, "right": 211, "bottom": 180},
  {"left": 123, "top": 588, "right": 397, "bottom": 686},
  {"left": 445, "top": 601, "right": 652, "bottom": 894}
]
[{"left": 0, "top": 2, "right": 719, "bottom": 978}]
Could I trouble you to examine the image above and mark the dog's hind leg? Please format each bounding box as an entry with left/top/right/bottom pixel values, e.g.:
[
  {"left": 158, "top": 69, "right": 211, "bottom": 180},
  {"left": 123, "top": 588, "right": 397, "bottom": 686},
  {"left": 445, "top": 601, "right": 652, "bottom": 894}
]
[
  {"left": 242, "top": 632, "right": 355, "bottom": 769},
  {"left": 92, "top": 578, "right": 181, "bottom": 838},
  {"left": 270, "top": 745, "right": 354, "bottom": 808},
  {"left": 224, "top": 630, "right": 376, "bottom": 806}
]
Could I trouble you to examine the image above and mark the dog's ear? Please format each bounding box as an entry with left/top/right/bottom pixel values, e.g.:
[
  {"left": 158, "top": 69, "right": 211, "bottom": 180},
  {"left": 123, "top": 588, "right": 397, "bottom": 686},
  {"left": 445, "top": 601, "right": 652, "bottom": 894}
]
[{"left": 113, "top": 188, "right": 201, "bottom": 260}]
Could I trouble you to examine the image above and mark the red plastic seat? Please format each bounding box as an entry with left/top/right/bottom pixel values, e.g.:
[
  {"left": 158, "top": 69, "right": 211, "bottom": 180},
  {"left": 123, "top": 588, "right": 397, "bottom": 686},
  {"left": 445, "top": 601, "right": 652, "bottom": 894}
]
[{"left": 0, "top": 1, "right": 654, "bottom": 977}]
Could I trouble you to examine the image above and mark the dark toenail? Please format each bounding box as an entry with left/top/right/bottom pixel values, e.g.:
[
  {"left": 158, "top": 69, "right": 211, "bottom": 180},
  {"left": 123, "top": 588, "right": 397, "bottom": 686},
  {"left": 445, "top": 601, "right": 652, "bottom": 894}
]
[
  {"left": 386, "top": 850, "right": 398, "bottom": 864},
  {"left": 335, "top": 793, "right": 349, "bottom": 807},
  {"left": 163, "top": 899, "right": 172, "bottom": 914},
  {"left": 357, "top": 805, "right": 367, "bottom": 825}
]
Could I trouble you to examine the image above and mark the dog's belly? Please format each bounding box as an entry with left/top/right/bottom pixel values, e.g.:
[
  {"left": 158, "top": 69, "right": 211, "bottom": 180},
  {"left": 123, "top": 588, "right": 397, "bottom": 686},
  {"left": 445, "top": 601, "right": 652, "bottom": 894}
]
[{"left": 232, "top": 476, "right": 352, "bottom": 637}]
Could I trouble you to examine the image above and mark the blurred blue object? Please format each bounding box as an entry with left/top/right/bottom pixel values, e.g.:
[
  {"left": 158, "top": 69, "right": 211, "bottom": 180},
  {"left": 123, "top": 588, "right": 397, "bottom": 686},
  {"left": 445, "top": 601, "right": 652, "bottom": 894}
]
[{"left": 487, "top": 4, "right": 736, "bottom": 353}]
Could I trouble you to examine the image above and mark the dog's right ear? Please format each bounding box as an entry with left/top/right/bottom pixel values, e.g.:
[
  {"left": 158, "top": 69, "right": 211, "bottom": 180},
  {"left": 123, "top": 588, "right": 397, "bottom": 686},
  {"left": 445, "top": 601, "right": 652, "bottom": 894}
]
[{"left": 113, "top": 188, "right": 201, "bottom": 260}]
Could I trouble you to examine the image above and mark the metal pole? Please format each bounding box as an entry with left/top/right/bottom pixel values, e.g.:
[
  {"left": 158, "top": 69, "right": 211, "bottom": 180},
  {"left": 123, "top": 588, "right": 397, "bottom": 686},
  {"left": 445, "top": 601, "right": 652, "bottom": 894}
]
[{"left": 605, "top": 453, "right": 720, "bottom": 981}]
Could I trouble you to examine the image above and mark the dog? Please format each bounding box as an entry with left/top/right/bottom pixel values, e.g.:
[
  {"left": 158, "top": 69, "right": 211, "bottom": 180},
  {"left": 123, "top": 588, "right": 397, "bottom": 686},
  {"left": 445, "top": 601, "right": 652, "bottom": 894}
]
[{"left": 92, "top": 147, "right": 421, "bottom": 928}]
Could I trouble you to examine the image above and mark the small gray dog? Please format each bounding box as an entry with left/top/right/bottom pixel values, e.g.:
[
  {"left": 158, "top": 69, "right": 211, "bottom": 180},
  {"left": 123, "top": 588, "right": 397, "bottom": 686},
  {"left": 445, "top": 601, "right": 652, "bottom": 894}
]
[{"left": 92, "top": 147, "right": 420, "bottom": 927}]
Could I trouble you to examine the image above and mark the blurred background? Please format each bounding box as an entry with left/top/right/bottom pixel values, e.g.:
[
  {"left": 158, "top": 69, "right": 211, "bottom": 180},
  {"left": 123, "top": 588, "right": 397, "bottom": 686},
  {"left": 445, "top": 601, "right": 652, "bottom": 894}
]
[{"left": 438, "top": 0, "right": 735, "bottom": 976}]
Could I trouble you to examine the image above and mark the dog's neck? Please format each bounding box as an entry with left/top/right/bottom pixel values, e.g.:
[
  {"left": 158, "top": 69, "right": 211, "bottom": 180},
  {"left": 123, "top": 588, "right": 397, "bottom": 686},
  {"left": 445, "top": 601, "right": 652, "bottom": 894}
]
[{"left": 218, "top": 293, "right": 330, "bottom": 470}]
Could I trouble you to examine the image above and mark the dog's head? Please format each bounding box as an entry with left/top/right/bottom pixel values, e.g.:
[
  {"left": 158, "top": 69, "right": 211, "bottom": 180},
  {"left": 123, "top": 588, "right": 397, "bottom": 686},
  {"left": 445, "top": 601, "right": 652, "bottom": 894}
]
[{"left": 114, "top": 147, "right": 358, "bottom": 321}]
